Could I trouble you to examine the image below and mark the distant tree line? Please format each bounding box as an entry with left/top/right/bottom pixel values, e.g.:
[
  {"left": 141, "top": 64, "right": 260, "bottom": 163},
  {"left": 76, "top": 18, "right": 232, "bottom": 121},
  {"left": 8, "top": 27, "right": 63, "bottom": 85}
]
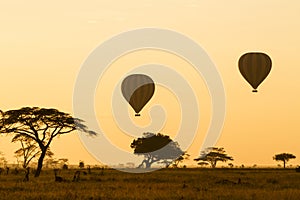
[
  {"left": 0, "top": 106, "right": 298, "bottom": 180},
  {"left": 130, "top": 132, "right": 234, "bottom": 169}
]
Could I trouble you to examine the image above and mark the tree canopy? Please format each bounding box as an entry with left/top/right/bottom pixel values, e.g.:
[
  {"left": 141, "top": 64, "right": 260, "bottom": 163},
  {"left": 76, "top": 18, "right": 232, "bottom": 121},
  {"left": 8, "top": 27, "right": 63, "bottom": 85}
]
[
  {"left": 0, "top": 107, "right": 96, "bottom": 176},
  {"left": 273, "top": 153, "right": 296, "bottom": 168},
  {"left": 194, "top": 147, "right": 233, "bottom": 168},
  {"left": 130, "top": 132, "right": 184, "bottom": 168}
]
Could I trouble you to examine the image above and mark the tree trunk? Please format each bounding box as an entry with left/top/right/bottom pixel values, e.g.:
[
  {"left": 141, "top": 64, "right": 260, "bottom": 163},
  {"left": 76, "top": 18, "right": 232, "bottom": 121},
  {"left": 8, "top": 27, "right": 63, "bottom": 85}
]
[
  {"left": 35, "top": 150, "right": 46, "bottom": 177},
  {"left": 138, "top": 159, "right": 152, "bottom": 168},
  {"left": 145, "top": 161, "right": 151, "bottom": 168},
  {"left": 211, "top": 161, "right": 217, "bottom": 168},
  {"left": 283, "top": 160, "right": 286, "bottom": 168}
]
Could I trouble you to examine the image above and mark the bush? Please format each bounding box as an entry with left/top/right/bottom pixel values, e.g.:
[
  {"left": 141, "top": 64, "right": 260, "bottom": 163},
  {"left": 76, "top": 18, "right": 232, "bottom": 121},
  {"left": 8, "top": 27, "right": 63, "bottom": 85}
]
[{"left": 62, "top": 164, "right": 68, "bottom": 170}]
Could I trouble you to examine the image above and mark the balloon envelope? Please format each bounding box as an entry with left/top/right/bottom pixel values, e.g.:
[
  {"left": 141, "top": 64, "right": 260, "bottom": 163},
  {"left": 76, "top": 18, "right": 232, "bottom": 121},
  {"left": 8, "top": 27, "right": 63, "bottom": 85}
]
[
  {"left": 238, "top": 52, "right": 272, "bottom": 92},
  {"left": 121, "top": 74, "right": 155, "bottom": 116}
]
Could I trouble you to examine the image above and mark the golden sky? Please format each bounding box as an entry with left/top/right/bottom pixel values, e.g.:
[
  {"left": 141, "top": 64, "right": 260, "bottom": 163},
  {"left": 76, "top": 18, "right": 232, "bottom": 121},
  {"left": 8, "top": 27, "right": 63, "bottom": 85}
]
[{"left": 1, "top": 0, "right": 300, "bottom": 167}]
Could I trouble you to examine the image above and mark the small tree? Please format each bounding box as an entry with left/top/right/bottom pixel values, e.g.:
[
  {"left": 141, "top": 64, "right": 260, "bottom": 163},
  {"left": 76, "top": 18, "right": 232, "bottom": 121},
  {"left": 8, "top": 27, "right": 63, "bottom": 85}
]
[
  {"left": 228, "top": 163, "right": 234, "bottom": 168},
  {"left": 273, "top": 153, "right": 296, "bottom": 168},
  {"left": 0, "top": 152, "right": 7, "bottom": 168},
  {"left": 171, "top": 152, "right": 190, "bottom": 168},
  {"left": 13, "top": 136, "right": 53, "bottom": 168},
  {"left": 194, "top": 147, "right": 233, "bottom": 168},
  {"left": 79, "top": 161, "right": 85, "bottom": 169},
  {"left": 130, "top": 132, "right": 184, "bottom": 168}
]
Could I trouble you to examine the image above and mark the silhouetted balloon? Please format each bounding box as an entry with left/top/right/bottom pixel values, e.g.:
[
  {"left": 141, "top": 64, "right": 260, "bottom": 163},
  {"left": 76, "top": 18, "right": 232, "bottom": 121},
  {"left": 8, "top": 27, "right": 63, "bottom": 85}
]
[
  {"left": 238, "top": 52, "right": 272, "bottom": 92},
  {"left": 121, "top": 74, "right": 155, "bottom": 116}
]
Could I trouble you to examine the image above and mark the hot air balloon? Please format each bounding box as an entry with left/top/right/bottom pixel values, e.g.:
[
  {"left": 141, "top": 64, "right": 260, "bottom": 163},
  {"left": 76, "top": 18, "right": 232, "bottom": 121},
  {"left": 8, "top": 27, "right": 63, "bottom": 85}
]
[
  {"left": 121, "top": 74, "right": 155, "bottom": 116},
  {"left": 238, "top": 52, "right": 272, "bottom": 92}
]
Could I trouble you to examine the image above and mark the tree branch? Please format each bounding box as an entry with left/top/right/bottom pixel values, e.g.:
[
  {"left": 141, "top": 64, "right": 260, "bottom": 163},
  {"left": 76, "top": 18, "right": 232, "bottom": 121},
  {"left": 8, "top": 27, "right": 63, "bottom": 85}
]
[
  {"left": 56, "top": 127, "right": 76, "bottom": 135},
  {"left": 15, "top": 131, "right": 38, "bottom": 143}
]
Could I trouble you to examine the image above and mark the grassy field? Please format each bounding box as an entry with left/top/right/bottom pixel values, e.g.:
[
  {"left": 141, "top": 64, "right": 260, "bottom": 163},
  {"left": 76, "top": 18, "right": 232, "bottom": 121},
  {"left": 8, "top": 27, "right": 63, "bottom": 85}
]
[{"left": 0, "top": 168, "right": 300, "bottom": 200}]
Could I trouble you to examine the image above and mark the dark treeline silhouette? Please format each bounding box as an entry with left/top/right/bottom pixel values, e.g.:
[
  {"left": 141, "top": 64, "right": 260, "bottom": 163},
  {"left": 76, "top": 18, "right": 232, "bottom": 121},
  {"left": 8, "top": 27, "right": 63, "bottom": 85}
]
[{"left": 0, "top": 107, "right": 299, "bottom": 182}]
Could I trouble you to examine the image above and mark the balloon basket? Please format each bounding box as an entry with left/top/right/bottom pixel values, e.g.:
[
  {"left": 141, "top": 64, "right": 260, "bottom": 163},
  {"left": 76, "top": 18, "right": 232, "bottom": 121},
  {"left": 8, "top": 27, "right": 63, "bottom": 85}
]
[
  {"left": 135, "top": 113, "right": 141, "bottom": 117},
  {"left": 252, "top": 89, "right": 258, "bottom": 92}
]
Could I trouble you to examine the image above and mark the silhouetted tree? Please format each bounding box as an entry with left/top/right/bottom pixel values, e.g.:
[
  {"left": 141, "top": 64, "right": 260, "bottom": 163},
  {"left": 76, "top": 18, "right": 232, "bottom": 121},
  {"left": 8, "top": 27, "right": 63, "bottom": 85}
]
[
  {"left": 62, "top": 164, "right": 68, "bottom": 170},
  {"left": 194, "top": 147, "right": 233, "bottom": 168},
  {"left": 228, "top": 163, "right": 234, "bottom": 168},
  {"left": 171, "top": 152, "right": 190, "bottom": 168},
  {"left": 273, "top": 153, "right": 296, "bottom": 168},
  {"left": 0, "top": 107, "right": 96, "bottom": 177},
  {"left": 79, "top": 160, "right": 85, "bottom": 169},
  {"left": 13, "top": 136, "right": 54, "bottom": 168},
  {"left": 0, "top": 152, "right": 7, "bottom": 168},
  {"left": 130, "top": 132, "right": 184, "bottom": 168}
]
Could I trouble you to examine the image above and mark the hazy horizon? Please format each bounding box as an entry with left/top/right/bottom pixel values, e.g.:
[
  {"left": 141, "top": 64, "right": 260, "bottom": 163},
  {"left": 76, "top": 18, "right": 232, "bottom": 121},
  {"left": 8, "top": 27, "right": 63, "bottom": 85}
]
[{"left": 1, "top": 0, "right": 300, "bottom": 168}]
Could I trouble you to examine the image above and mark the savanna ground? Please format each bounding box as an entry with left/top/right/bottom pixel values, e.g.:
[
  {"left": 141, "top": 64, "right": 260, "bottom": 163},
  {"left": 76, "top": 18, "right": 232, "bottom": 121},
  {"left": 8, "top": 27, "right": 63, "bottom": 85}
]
[{"left": 0, "top": 168, "right": 300, "bottom": 200}]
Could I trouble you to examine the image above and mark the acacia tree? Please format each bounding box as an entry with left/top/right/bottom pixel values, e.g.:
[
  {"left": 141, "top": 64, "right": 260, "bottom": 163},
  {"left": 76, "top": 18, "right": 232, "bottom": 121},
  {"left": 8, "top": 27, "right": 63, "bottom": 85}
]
[
  {"left": 79, "top": 160, "right": 85, "bottom": 169},
  {"left": 0, "top": 107, "right": 96, "bottom": 177},
  {"left": 13, "top": 136, "right": 54, "bottom": 168},
  {"left": 130, "top": 132, "right": 184, "bottom": 168},
  {"left": 0, "top": 152, "right": 7, "bottom": 168},
  {"left": 194, "top": 147, "right": 233, "bottom": 168},
  {"left": 171, "top": 152, "right": 190, "bottom": 168},
  {"left": 273, "top": 153, "right": 296, "bottom": 168}
]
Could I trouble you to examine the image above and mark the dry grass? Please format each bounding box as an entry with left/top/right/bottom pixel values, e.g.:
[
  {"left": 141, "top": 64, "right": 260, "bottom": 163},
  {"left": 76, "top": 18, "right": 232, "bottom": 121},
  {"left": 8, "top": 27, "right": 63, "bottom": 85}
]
[{"left": 0, "top": 168, "right": 300, "bottom": 199}]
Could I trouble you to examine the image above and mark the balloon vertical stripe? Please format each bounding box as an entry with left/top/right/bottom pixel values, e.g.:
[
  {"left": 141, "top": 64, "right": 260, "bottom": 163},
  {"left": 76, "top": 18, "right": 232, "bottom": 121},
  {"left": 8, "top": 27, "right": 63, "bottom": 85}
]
[
  {"left": 121, "top": 74, "right": 155, "bottom": 116},
  {"left": 238, "top": 52, "right": 272, "bottom": 92}
]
